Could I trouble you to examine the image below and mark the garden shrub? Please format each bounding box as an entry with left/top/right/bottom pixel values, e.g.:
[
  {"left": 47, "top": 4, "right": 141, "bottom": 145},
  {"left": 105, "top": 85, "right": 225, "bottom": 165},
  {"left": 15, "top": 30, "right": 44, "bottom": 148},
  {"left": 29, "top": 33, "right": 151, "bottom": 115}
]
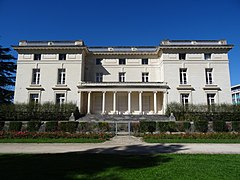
[
  {"left": 79, "top": 122, "right": 98, "bottom": 132},
  {"left": 232, "top": 121, "right": 240, "bottom": 132},
  {"left": 130, "top": 122, "right": 140, "bottom": 134},
  {"left": 27, "top": 121, "right": 42, "bottom": 132},
  {"left": 157, "top": 122, "right": 177, "bottom": 132},
  {"left": 98, "top": 122, "right": 110, "bottom": 132},
  {"left": 140, "top": 121, "right": 156, "bottom": 133},
  {"left": 212, "top": 121, "right": 227, "bottom": 132},
  {"left": 0, "top": 122, "right": 5, "bottom": 131},
  {"left": 64, "top": 122, "right": 79, "bottom": 133},
  {"left": 176, "top": 122, "right": 191, "bottom": 132},
  {"left": 195, "top": 121, "right": 208, "bottom": 132},
  {"left": 8, "top": 121, "right": 22, "bottom": 131},
  {"left": 45, "top": 121, "right": 58, "bottom": 132}
]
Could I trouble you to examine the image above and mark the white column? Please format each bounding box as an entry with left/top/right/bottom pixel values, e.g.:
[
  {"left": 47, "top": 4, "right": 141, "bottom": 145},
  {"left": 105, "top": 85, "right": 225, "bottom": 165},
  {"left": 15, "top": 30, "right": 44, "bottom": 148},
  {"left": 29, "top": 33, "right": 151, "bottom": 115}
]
[
  {"left": 139, "top": 91, "right": 142, "bottom": 114},
  {"left": 87, "top": 91, "right": 91, "bottom": 114},
  {"left": 154, "top": 91, "right": 157, "bottom": 114},
  {"left": 163, "top": 91, "right": 167, "bottom": 114},
  {"left": 128, "top": 91, "right": 131, "bottom": 114},
  {"left": 113, "top": 91, "right": 116, "bottom": 114},
  {"left": 78, "top": 91, "right": 82, "bottom": 113},
  {"left": 102, "top": 91, "right": 106, "bottom": 114}
]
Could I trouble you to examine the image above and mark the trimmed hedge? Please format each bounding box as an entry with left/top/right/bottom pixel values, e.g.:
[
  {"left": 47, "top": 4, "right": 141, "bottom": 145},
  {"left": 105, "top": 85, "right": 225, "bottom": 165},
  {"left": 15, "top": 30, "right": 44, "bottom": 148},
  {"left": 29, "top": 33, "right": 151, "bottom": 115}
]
[
  {"left": 232, "top": 121, "right": 240, "bottom": 132},
  {"left": 79, "top": 122, "right": 98, "bottom": 132},
  {"left": 0, "top": 122, "right": 5, "bottom": 131},
  {"left": 176, "top": 122, "right": 191, "bottom": 132},
  {"left": 212, "top": 121, "right": 227, "bottom": 132},
  {"left": 98, "top": 122, "right": 110, "bottom": 132},
  {"left": 45, "top": 121, "right": 58, "bottom": 132},
  {"left": 195, "top": 121, "right": 208, "bottom": 132},
  {"left": 8, "top": 121, "right": 22, "bottom": 131},
  {"left": 140, "top": 121, "right": 156, "bottom": 133},
  {"left": 59, "top": 121, "right": 79, "bottom": 133},
  {"left": 130, "top": 122, "right": 140, "bottom": 134},
  {"left": 27, "top": 121, "right": 42, "bottom": 132},
  {"left": 157, "top": 122, "right": 177, "bottom": 132}
]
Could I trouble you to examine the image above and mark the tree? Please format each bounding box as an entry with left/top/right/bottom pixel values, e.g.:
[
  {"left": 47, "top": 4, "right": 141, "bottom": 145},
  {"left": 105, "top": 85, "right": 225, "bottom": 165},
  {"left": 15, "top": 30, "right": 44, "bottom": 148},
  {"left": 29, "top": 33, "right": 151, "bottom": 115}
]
[{"left": 0, "top": 46, "right": 16, "bottom": 104}]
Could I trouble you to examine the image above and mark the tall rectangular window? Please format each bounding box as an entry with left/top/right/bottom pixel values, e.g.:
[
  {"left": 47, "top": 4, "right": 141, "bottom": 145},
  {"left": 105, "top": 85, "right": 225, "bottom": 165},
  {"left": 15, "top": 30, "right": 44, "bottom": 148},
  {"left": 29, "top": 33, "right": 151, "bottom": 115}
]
[
  {"left": 205, "top": 68, "right": 213, "bottom": 84},
  {"left": 179, "top": 68, "right": 187, "bottom": 84},
  {"left": 142, "top": 58, "right": 148, "bottom": 65},
  {"left": 32, "top": 69, "right": 40, "bottom": 84},
  {"left": 204, "top": 53, "right": 211, "bottom": 60},
  {"left": 58, "top": 69, "right": 66, "bottom": 84},
  {"left": 96, "top": 58, "right": 102, "bottom": 65},
  {"left": 179, "top": 53, "right": 186, "bottom": 60},
  {"left": 96, "top": 73, "right": 103, "bottom": 82},
  {"left": 181, "top": 94, "right": 189, "bottom": 106},
  {"left": 207, "top": 93, "right": 215, "bottom": 105},
  {"left": 34, "top": 54, "right": 41, "bottom": 60},
  {"left": 56, "top": 93, "right": 65, "bottom": 105},
  {"left": 119, "top": 58, "right": 126, "bottom": 65},
  {"left": 142, "top": 72, "right": 149, "bottom": 82},
  {"left": 29, "top": 94, "right": 39, "bottom": 104},
  {"left": 59, "top": 54, "right": 66, "bottom": 60},
  {"left": 119, "top": 72, "right": 125, "bottom": 82}
]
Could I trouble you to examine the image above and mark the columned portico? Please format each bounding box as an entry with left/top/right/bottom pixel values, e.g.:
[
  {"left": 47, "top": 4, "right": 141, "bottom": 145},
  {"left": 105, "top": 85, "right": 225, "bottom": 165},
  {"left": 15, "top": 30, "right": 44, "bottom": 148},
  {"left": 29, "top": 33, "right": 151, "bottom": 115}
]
[{"left": 113, "top": 91, "right": 116, "bottom": 114}]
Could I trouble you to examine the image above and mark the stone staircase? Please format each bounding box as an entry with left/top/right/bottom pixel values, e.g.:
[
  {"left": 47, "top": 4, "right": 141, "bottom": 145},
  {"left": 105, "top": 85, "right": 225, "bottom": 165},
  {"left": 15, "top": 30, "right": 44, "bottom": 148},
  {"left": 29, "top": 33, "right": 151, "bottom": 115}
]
[{"left": 78, "top": 114, "right": 169, "bottom": 121}]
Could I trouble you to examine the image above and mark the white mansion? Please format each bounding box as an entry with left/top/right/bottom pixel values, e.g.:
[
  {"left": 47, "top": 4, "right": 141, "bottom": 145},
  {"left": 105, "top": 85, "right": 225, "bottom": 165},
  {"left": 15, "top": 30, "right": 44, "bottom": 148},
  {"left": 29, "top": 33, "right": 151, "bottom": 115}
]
[{"left": 13, "top": 39, "right": 233, "bottom": 115}]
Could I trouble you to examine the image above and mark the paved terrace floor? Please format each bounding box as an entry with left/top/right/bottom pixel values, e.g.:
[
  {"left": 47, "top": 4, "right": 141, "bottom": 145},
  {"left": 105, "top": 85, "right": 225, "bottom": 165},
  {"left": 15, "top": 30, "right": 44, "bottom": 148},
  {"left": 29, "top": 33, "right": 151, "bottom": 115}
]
[{"left": 0, "top": 136, "right": 240, "bottom": 154}]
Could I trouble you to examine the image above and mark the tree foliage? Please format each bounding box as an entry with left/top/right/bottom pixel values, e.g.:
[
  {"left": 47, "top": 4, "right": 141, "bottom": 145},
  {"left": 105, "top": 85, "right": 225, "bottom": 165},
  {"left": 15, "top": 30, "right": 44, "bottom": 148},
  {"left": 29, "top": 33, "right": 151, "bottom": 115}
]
[{"left": 0, "top": 46, "right": 16, "bottom": 104}]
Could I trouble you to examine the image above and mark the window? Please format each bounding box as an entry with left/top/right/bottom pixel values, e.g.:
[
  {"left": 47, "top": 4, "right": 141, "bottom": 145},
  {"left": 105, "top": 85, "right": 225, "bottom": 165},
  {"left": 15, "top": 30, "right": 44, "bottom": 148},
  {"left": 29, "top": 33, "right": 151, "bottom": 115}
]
[
  {"left": 207, "top": 94, "right": 215, "bottom": 105},
  {"left": 58, "top": 69, "right": 66, "bottom": 84},
  {"left": 56, "top": 93, "right": 65, "bottom": 105},
  {"left": 96, "top": 73, "right": 103, "bottom": 82},
  {"left": 205, "top": 68, "right": 213, "bottom": 84},
  {"left": 204, "top": 53, "right": 211, "bottom": 60},
  {"left": 96, "top": 58, "right": 102, "bottom": 65},
  {"left": 142, "top": 72, "right": 149, "bottom": 82},
  {"left": 59, "top": 54, "right": 66, "bottom": 60},
  {"left": 181, "top": 94, "right": 189, "bottom": 106},
  {"left": 119, "top": 72, "right": 125, "bottom": 82},
  {"left": 179, "top": 53, "right": 186, "bottom": 60},
  {"left": 142, "top": 58, "right": 148, "bottom": 65},
  {"left": 179, "top": 68, "right": 187, "bottom": 84},
  {"left": 119, "top": 58, "right": 126, "bottom": 65},
  {"left": 32, "top": 69, "right": 40, "bottom": 84},
  {"left": 29, "top": 94, "right": 39, "bottom": 104},
  {"left": 34, "top": 54, "right": 41, "bottom": 60}
]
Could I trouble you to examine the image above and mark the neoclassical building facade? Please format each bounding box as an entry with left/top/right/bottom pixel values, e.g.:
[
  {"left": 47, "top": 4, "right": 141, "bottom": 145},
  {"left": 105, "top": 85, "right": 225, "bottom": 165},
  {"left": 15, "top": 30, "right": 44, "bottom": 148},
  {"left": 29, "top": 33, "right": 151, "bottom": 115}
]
[{"left": 13, "top": 39, "right": 233, "bottom": 115}]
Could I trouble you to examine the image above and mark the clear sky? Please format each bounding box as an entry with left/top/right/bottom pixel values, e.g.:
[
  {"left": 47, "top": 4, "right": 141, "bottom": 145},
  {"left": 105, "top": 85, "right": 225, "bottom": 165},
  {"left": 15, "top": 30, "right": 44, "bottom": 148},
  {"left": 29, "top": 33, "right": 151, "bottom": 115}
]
[{"left": 0, "top": 0, "right": 239, "bottom": 85}]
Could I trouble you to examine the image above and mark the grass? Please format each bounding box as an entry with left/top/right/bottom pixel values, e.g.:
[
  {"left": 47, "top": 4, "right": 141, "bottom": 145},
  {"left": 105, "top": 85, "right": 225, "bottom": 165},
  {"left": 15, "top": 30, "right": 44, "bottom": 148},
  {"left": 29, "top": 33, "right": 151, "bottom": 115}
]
[
  {"left": 0, "top": 153, "right": 239, "bottom": 180},
  {"left": 0, "top": 138, "right": 105, "bottom": 143},
  {"left": 144, "top": 138, "right": 240, "bottom": 143}
]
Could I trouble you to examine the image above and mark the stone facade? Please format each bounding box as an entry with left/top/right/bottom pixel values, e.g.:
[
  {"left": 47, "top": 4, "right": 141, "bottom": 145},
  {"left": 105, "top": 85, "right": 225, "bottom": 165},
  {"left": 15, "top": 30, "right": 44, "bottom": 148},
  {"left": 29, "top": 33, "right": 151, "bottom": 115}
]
[{"left": 13, "top": 39, "right": 233, "bottom": 115}]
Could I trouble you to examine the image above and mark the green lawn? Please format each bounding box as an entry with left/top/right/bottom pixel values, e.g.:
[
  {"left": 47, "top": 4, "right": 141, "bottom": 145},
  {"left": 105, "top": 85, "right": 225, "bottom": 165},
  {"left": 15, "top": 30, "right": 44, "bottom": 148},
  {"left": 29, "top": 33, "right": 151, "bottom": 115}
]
[
  {"left": 0, "top": 153, "right": 239, "bottom": 180},
  {"left": 0, "top": 138, "right": 105, "bottom": 143},
  {"left": 144, "top": 138, "right": 240, "bottom": 143}
]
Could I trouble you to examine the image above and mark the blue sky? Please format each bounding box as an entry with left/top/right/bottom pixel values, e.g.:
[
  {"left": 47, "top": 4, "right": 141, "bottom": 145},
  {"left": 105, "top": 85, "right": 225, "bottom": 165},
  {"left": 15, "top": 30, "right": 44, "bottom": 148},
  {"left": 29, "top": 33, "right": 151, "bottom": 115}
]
[{"left": 0, "top": 0, "right": 239, "bottom": 85}]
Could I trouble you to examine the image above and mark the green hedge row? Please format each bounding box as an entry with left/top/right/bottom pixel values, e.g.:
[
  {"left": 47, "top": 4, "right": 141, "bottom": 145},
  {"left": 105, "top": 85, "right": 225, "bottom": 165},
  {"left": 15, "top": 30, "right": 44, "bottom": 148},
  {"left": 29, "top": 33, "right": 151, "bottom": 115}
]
[
  {"left": 0, "top": 103, "right": 81, "bottom": 121},
  {"left": 167, "top": 103, "right": 240, "bottom": 121}
]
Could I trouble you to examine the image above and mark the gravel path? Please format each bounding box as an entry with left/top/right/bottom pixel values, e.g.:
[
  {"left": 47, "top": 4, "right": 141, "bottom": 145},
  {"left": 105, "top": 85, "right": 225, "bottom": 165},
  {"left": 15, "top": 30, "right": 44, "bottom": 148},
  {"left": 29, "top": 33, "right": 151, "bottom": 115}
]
[{"left": 0, "top": 136, "right": 240, "bottom": 154}]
